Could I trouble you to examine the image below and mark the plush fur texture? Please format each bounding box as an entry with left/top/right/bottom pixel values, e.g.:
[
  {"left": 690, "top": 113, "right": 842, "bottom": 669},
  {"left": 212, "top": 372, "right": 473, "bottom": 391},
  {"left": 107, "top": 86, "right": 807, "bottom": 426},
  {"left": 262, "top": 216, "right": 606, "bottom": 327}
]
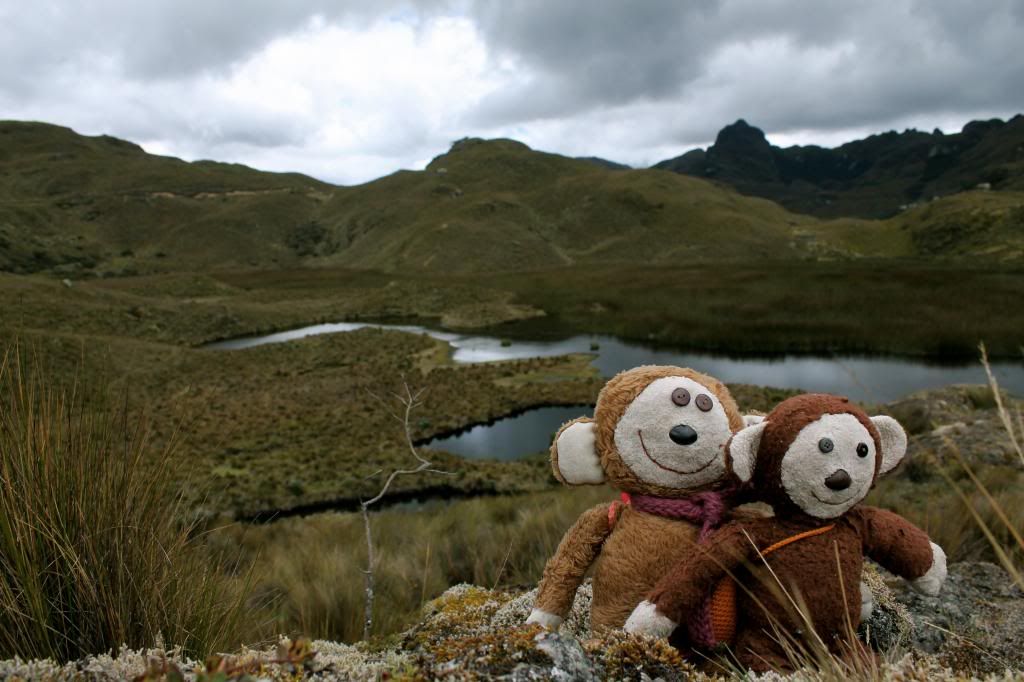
[
  {"left": 631, "top": 394, "right": 944, "bottom": 672},
  {"left": 532, "top": 366, "right": 747, "bottom": 637}
]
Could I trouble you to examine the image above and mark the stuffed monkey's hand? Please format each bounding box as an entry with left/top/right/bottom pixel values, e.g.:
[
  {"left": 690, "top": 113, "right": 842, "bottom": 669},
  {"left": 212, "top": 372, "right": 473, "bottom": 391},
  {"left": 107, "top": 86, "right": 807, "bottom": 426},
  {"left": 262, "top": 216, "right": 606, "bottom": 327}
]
[
  {"left": 623, "top": 600, "right": 678, "bottom": 639},
  {"left": 910, "top": 542, "right": 948, "bottom": 597},
  {"left": 526, "top": 608, "right": 563, "bottom": 630}
]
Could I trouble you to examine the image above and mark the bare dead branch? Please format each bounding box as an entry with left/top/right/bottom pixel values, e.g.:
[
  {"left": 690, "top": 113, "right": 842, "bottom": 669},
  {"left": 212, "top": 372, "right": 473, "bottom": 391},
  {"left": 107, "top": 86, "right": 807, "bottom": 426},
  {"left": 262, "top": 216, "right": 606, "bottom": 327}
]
[
  {"left": 359, "top": 379, "right": 450, "bottom": 641},
  {"left": 360, "top": 503, "right": 375, "bottom": 641}
]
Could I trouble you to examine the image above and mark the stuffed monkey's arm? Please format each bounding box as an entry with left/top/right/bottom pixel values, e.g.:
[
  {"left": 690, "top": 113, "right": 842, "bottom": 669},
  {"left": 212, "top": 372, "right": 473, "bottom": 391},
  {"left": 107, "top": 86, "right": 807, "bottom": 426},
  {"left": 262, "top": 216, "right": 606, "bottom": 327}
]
[
  {"left": 856, "top": 505, "right": 947, "bottom": 596},
  {"left": 625, "top": 522, "right": 754, "bottom": 637},
  {"left": 527, "top": 503, "right": 612, "bottom": 629}
]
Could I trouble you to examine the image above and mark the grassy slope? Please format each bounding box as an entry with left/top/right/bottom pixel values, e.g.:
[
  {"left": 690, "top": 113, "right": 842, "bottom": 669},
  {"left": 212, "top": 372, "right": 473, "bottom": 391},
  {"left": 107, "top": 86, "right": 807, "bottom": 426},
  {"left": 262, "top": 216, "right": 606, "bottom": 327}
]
[
  {"left": 3, "top": 121, "right": 1023, "bottom": 279},
  {"left": 316, "top": 138, "right": 816, "bottom": 272},
  {"left": 0, "top": 121, "right": 333, "bottom": 274}
]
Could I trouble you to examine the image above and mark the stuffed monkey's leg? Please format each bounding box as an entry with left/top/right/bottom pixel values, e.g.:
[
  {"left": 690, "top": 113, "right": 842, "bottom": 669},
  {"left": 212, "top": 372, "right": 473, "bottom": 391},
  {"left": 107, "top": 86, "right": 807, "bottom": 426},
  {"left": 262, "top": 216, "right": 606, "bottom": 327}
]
[{"left": 527, "top": 503, "right": 612, "bottom": 629}]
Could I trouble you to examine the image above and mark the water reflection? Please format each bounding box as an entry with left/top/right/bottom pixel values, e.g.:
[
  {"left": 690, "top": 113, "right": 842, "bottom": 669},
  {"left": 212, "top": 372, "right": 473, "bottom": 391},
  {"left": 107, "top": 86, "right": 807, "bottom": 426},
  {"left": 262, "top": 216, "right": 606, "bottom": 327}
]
[
  {"left": 205, "top": 321, "right": 1024, "bottom": 404},
  {"left": 424, "top": 405, "right": 592, "bottom": 461}
]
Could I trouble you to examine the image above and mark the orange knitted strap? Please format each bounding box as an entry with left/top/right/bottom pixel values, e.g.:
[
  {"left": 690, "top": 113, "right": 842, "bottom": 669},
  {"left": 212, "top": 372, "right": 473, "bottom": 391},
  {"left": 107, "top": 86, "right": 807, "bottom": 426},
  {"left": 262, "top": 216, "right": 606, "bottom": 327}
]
[
  {"left": 709, "top": 576, "right": 738, "bottom": 644},
  {"left": 761, "top": 524, "right": 835, "bottom": 557}
]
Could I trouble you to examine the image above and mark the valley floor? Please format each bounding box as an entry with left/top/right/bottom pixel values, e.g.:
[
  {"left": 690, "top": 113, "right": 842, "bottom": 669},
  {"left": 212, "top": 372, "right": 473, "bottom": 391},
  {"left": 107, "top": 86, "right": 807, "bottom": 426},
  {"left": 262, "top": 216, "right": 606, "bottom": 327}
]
[{"left": 0, "top": 261, "right": 1022, "bottom": 675}]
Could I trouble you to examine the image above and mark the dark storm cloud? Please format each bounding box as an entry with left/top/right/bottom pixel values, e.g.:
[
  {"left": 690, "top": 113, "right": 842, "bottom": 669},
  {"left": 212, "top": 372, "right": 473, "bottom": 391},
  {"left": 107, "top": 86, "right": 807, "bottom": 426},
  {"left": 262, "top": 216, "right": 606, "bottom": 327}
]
[
  {"left": 0, "top": 0, "right": 1020, "bottom": 183},
  {"left": 463, "top": 0, "right": 1024, "bottom": 143},
  {"left": 466, "top": 1, "right": 718, "bottom": 124}
]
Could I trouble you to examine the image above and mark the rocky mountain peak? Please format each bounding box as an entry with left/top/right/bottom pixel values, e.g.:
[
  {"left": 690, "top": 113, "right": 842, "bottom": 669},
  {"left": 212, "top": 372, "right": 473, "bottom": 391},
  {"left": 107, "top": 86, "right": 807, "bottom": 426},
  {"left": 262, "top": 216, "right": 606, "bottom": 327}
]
[{"left": 714, "top": 118, "right": 771, "bottom": 152}]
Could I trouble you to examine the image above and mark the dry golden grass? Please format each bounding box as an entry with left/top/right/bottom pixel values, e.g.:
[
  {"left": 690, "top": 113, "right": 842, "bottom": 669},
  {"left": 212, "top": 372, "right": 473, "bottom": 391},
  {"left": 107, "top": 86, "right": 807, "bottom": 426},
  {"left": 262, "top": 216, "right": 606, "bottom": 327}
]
[
  {"left": 938, "top": 345, "right": 1024, "bottom": 587},
  {"left": 208, "top": 486, "right": 614, "bottom": 643}
]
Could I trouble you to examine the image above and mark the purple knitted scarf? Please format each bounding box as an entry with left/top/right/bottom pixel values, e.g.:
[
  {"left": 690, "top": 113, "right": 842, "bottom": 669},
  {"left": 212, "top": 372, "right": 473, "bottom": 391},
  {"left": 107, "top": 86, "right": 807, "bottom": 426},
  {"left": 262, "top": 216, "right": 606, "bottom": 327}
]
[{"left": 629, "top": 491, "right": 729, "bottom": 542}]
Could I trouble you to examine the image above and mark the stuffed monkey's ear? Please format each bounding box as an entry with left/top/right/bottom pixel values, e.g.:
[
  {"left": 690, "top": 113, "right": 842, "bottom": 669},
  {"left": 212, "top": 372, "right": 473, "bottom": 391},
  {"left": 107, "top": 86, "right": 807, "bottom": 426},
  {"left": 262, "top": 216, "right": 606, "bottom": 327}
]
[
  {"left": 742, "top": 414, "right": 765, "bottom": 427},
  {"left": 551, "top": 418, "right": 604, "bottom": 485},
  {"left": 728, "top": 420, "right": 767, "bottom": 483},
  {"left": 871, "top": 415, "right": 908, "bottom": 475}
]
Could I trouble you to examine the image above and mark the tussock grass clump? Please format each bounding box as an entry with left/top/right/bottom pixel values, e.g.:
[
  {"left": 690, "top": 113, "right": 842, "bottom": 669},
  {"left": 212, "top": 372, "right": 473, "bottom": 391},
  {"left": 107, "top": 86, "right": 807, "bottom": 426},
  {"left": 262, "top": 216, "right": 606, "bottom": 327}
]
[{"left": 0, "top": 346, "right": 250, "bottom": 661}]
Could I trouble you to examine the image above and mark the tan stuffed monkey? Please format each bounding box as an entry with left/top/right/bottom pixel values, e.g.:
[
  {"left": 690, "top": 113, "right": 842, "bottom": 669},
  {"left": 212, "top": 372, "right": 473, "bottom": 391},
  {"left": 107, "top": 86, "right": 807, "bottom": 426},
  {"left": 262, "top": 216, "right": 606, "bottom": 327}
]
[{"left": 526, "top": 365, "right": 751, "bottom": 648}]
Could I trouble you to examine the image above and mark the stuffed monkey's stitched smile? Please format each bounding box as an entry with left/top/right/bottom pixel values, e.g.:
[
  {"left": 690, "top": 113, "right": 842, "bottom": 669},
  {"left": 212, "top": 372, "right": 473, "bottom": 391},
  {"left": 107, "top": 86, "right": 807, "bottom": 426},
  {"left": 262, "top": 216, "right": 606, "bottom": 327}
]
[{"left": 637, "top": 429, "right": 717, "bottom": 475}]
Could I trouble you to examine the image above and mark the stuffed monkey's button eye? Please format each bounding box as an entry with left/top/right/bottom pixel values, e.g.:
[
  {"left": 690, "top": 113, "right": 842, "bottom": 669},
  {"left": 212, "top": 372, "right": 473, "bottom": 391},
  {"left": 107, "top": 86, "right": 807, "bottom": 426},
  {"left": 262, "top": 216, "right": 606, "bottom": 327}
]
[
  {"left": 818, "top": 437, "right": 834, "bottom": 453},
  {"left": 671, "top": 388, "right": 690, "bottom": 406},
  {"left": 856, "top": 443, "right": 869, "bottom": 458},
  {"left": 695, "top": 394, "right": 713, "bottom": 412}
]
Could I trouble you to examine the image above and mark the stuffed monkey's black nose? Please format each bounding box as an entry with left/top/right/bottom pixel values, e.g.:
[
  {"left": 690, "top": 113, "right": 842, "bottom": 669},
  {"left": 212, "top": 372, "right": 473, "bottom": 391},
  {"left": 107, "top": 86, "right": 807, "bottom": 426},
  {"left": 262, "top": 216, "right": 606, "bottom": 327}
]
[
  {"left": 669, "top": 424, "right": 698, "bottom": 445},
  {"left": 825, "top": 469, "right": 852, "bottom": 491}
]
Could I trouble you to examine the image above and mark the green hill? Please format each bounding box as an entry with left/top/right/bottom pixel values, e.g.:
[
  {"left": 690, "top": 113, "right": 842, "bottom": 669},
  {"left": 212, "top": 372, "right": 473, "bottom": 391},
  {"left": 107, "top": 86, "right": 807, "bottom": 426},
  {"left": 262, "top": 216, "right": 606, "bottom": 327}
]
[
  {"left": 1, "top": 121, "right": 1023, "bottom": 277},
  {"left": 310, "top": 137, "right": 828, "bottom": 273},
  {"left": 0, "top": 121, "right": 332, "bottom": 275}
]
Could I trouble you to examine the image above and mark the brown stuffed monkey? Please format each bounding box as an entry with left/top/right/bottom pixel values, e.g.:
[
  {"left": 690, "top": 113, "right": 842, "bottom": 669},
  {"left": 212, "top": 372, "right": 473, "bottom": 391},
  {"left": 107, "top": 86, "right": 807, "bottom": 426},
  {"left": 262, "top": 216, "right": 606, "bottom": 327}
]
[
  {"left": 625, "top": 393, "right": 946, "bottom": 671},
  {"left": 526, "top": 365, "right": 754, "bottom": 645}
]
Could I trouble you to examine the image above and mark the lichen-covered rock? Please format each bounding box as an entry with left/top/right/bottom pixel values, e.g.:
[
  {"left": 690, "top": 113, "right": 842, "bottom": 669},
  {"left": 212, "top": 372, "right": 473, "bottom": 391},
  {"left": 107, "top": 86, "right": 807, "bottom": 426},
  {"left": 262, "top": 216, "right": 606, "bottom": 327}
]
[
  {"left": 3, "top": 566, "right": 1022, "bottom": 680},
  {"left": 891, "top": 561, "right": 1024, "bottom": 674},
  {"left": 403, "top": 583, "right": 555, "bottom": 678},
  {"left": 0, "top": 638, "right": 415, "bottom": 682},
  {"left": 524, "top": 632, "right": 601, "bottom": 681},
  {"left": 493, "top": 580, "right": 593, "bottom": 639},
  {"left": 860, "top": 561, "right": 915, "bottom": 651}
]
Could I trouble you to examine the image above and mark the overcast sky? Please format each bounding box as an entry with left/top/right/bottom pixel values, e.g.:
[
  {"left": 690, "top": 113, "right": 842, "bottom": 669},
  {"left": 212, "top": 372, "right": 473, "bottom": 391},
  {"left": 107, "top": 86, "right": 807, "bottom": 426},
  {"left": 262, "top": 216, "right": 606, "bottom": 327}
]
[{"left": 2, "top": 1, "right": 1022, "bottom": 185}]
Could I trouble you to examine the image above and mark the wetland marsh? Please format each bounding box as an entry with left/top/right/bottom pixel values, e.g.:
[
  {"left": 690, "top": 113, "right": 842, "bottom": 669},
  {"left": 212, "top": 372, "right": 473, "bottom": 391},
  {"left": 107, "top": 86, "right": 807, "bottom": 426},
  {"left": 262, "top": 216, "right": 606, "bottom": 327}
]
[{"left": 2, "top": 262, "right": 1022, "bottom": 517}]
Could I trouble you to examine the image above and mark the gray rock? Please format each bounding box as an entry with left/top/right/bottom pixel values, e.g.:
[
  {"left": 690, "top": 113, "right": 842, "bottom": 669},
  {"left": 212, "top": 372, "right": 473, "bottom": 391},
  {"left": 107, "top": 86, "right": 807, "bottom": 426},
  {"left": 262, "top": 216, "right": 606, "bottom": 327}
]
[
  {"left": 931, "top": 422, "right": 968, "bottom": 437},
  {"left": 522, "top": 632, "right": 602, "bottom": 681},
  {"left": 891, "top": 561, "right": 1024, "bottom": 672}
]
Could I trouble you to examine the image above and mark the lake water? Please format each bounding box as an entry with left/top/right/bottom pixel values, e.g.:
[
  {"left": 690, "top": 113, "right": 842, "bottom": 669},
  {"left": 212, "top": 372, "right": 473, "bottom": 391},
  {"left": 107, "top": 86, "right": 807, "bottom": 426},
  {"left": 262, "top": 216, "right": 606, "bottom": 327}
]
[
  {"left": 425, "top": 405, "right": 593, "bottom": 461},
  {"left": 206, "top": 321, "right": 1024, "bottom": 460}
]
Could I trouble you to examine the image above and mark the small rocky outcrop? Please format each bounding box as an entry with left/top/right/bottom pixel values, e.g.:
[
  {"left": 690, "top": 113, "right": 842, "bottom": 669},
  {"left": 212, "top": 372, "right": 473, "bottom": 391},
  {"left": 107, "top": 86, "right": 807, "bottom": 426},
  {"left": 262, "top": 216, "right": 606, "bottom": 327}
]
[
  {"left": 891, "top": 561, "right": 1024, "bottom": 674},
  {"left": 2, "top": 564, "right": 1021, "bottom": 680},
  {"left": 887, "top": 384, "right": 1022, "bottom": 467}
]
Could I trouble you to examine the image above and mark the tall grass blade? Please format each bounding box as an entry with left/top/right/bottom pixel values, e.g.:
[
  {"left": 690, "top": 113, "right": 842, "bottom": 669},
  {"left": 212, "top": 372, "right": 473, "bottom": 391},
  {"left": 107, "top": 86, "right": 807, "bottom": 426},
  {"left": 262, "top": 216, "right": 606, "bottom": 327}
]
[{"left": 0, "top": 343, "right": 253, "bottom": 661}]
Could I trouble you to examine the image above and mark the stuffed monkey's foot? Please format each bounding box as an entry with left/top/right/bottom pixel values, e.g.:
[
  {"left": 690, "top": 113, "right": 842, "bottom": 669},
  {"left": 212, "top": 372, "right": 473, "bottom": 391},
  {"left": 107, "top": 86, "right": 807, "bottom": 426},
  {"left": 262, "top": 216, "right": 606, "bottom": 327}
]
[
  {"left": 623, "top": 600, "right": 678, "bottom": 639},
  {"left": 526, "top": 608, "right": 563, "bottom": 630}
]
